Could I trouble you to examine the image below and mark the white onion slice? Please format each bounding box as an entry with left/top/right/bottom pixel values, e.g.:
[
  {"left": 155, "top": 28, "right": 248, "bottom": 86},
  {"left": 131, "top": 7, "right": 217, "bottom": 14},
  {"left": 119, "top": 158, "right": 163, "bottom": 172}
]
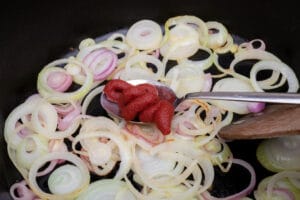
[
  {"left": 126, "top": 19, "right": 162, "bottom": 50},
  {"left": 72, "top": 131, "right": 132, "bottom": 180},
  {"left": 79, "top": 38, "right": 96, "bottom": 50},
  {"left": 160, "top": 23, "right": 200, "bottom": 60},
  {"left": 212, "top": 77, "right": 257, "bottom": 114},
  {"left": 37, "top": 58, "right": 94, "bottom": 103},
  {"left": 48, "top": 164, "right": 83, "bottom": 195},
  {"left": 121, "top": 53, "right": 164, "bottom": 80},
  {"left": 165, "top": 63, "right": 205, "bottom": 97},
  {"left": 16, "top": 134, "right": 49, "bottom": 170},
  {"left": 206, "top": 21, "right": 228, "bottom": 50},
  {"left": 250, "top": 60, "right": 299, "bottom": 92},
  {"left": 164, "top": 15, "right": 208, "bottom": 45},
  {"left": 77, "top": 179, "right": 136, "bottom": 200},
  {"left": 28, "top": 152, "right": 90, "bottom": 199},
  {"left": 4, "top": 96, "right": 41, "bottom": 149}
]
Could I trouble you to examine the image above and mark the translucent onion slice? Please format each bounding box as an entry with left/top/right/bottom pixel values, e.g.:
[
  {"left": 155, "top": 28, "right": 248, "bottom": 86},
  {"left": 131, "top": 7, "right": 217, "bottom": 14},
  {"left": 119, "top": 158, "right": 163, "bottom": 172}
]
[
  {"left": 204, "top": 138, "right": 233, "bottom": 170},
  {"left": 80, "top": 117, "right": 120, "bottom": 137},
  {"left": 256, "top": 136, "right": 300, "bottom": 172},
  {"left": 81, "top": 86, "right": 104, "bottom": 115},
  {"left": 79, "top": 38, "right": 96, "bottom": 50},
  {"left": 30, "top": 99, "right": 81, "bottom": 139},
  {"left": 47, "top": 71, "right": 72, "bottom": 92},
  {"left": 165, "top": 63, "right": 205, "bottom": 97},
  {"left": 9, "top": 180, "right": 38, "bottom": 200},
  {"left": 254, "top": 173, "right": 300, "bottom": 200},
  {"left": 212, "top": 77, "right": 258, "bottom": 114},
  {"left": 16, "top": 134, "right": 49, "bottom": 170},
  {"left": 31, "top": 100, "right": 58, "bottom": 136},
  {"left": 164, "top": 15, "right": 208, "bottom": 45},
  {"left": 239, "top": 39, "right": 266, "bottom": 51},
  {"left": 146, "top": 185, "right": 198, "bottom": 200},
  {"left": 72, "top": 131, "right": 132, "bottom": 180},
  {"left": 126, "top": 19, "right": 162, "bottom": 50},
  {"left": 82, "top": 48, "right": 118, "bottom": 81},
  {"left": 4, "top": 96, "right": 41, "bottom": 149},
  {"left": 214, "top": 34, "right": 237, "bottom": 54},
  {"left": 250, "top": 60, "right": 299, "bottom": 92},
  {"left": 160, "top": 23, "right": 200, "bottom": 60},
  {"left": 182, "top": 47, "right": 214, "bottom": 71},
  {"left": 76, "top": 179, "right": 136, "bottom": 200},
  {"left": 149, "top": 136, "right": 206, "bottom": 159},
  {"left": 120, "top": 53, "right": 164, "bottom": 80},
  {"left": 229, "top": 49, "right": 282, "bottom": 84},
  {"left": 206, "top": 21, "right": 229, "bottom": 50},
  {"left": 37, "top": 58, "right": 93, "bottom": 103},
  {"left": 99, "top": 39, "right": 131, "bottom": 64},
  {"left": 48, "top": 164, "right": 84, "bottom": 195},
  {"left": 28, "top": 152, "right": 90, "bottom": 200},
  {"left": 57, "top": 103, "right": 81, "bottom": 131},
  {"left": 172, "top": 104, "right": 214, "bottom": 137},
  {"left": 134, "top": 147, "right": 177, "bottom": 184},
  {"left": 267, "top": 171, "right": 300, "bottom": 198}
]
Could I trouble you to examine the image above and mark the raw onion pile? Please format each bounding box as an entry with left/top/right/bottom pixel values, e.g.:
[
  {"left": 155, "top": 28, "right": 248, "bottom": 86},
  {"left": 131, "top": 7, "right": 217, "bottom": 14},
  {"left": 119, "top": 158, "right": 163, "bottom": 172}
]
[{"left": 5, "top": 15, "right": 300, "bottom": 200}]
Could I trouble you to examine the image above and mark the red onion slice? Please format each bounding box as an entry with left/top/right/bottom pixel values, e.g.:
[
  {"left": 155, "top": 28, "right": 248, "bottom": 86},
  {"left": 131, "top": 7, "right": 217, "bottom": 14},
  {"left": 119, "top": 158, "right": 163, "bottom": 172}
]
[
  {"left": 10, "top": 180, "right": 39, "bottom": 200},
  {"left": 57, "top": 105, "right": 81, "bottom": 131},
  {"left": 247, "top": 102, "right": 266, "bottom": 113},
  {"left": 83, "top": 48, "right": 117, "bottom": 81},
  {"left": 47, "top": 71, "right": 72, "bottom": 92}
]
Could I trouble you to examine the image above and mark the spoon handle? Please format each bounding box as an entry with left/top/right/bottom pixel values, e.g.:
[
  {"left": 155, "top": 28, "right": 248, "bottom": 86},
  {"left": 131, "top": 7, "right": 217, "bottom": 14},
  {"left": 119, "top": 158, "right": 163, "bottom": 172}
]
[{"left": 185, "top": 92, "right": 300, "bottom": 104}]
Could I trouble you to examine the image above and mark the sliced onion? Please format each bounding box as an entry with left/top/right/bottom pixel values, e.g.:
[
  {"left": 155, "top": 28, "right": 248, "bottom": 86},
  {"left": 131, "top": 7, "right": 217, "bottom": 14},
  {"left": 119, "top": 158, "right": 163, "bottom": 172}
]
[
  {"left": 77, "top": 179, "right": 136, "bottom": 200},
  {"left": 10, "top": 180, "right": 38, "bottom": 200},
  {"left": 254, "top": 174, "right": 299, "bottom": 200},
  {"left": 256, "top": 136, "right": 300, "bottom": 172},
  {"left": 48, "top": 164, "right": 84, "bottom": 195},
  {"left": 212, "top": 77, "right": 257, "bottom": 114},
  {"left": 165, "top": 63, "right": 205, "bottom": 97},
  {"left": 83, "top": 48, "right": 118, "bottom": 81},
  {"left": 28, "top": 152, "right": 90, "bottom": 200},
  {"left": 4, "top": 96, "right": 41, "bottom": 149},
  {"left": 121, "top": 53, "right": 164, "bottom": 80},
  {"left": 250, "top": 60, "right": 299, "bottom": 92},
  {"left": 133, "top": 147, "right": 177, "bottom": 184},
  {"left": 160, "top": 23, "right": 200, "bottom": 60},
  {"left": 16, "top": 134, "right": 49, "bottom": 170},
  {"left": 72, "top": 130, "right": 132, "bottom": 180},
  {"left": 57, "top": 103, "right": 81, "bottom": 131},
  {"left": 206, "top": 21, "right": 228, "bottom": 50},
  {"left": 47, "top": 71, "right": 72, "bottom": 92},
  {"left": 164, "top": 15, "right": 208, "bottom": 45},
  {"left": 81, "top": 86, "right": 104, "bottom": 115},
  {"left": 239, "top": 39, "right": 266, "bottom": 51},
  {"left": 79, "top": 38, "right": 96, "bottom": 50},
  {"left": 37, "top": 58, "right": 93, "bottom": 103},
  {"left": 182, "top": 47, "right": 214, "bottom": 71},
  {"left": 126, "top": 19, "right": 162, "bottom": 50},
  {"left": 214, "top": 34, "right": 237, "bottom": 54},
  {"left": 267, "top": 171, "right": 300, "bottom": 198}
]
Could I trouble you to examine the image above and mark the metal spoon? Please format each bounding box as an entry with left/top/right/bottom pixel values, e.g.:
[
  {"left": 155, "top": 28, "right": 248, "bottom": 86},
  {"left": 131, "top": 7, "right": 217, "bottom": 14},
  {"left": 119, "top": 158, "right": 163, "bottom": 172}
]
[{"left": 101, "top": 79, "right": 300, "bottom": 118}]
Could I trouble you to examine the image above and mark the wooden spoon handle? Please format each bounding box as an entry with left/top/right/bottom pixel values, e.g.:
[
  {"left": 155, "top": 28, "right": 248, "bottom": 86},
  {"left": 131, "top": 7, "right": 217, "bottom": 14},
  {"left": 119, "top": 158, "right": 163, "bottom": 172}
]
[{"left": 219, "top": 104, "right": 300, "bottom": 140}]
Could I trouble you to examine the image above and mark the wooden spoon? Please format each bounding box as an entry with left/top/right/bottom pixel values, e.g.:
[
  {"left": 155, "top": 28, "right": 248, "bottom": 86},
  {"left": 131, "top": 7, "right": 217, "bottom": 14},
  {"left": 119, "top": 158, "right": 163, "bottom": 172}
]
[{"left": 219, "top": 104, "right": 300, "bottom": 140}]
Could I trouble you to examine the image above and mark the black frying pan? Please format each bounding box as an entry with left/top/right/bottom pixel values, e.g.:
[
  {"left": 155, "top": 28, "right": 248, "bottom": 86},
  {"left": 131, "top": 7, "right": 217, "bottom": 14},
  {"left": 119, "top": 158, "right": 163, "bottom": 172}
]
[{"left": 1, "top": 0, "right": 300, "bottom": 199}]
